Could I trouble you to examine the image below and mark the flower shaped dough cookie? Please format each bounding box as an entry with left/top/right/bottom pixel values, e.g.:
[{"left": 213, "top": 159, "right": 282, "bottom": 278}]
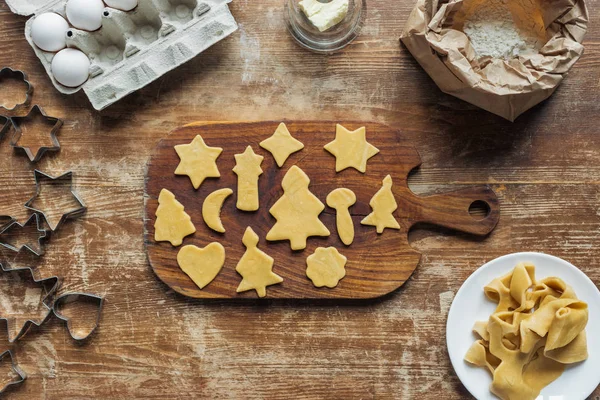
[{"left": 306, "top": 247, "right": 347, "bottom": 288}]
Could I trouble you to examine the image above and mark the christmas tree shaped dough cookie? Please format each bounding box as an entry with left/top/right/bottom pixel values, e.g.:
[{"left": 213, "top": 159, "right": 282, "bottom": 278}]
[
  {"left": 306, "top": 247, "right": 347, "bottom": 288},
  {"left": 324, "top": 124, "right": 379, "bottom": 173},
  {"left": 266, "top": 166, "right": 330, "bottom": 250},
  {"left": 259, "top": 123, "right": 304, "bottom": 167},
  {"left": 236, "top": 227, "right": 283, "bottom": 298},
  {"left": 361, "top": 175, "right": 401, "bottom": 233},
  {"left": 177, "top": 242, "right": 225, "bottom": 289},
  {"left": 174, "top": 135, "right": 223, "bottom": 189},
  {"left": 154, "top": 189, "right": 196, "bottom": 246},
  {"left": 233, "top": 146, "right": 263, "bottom": 211}
]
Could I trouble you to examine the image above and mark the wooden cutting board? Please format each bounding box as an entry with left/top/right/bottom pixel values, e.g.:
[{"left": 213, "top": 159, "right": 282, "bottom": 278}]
[{"left": 144, "top": 121, "right": 499, "bottom": 299}]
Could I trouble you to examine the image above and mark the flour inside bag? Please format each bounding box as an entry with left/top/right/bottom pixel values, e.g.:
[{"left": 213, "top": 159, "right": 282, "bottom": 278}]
[{"left": 400, "top": 0, "right": 588, "bottom": 121}]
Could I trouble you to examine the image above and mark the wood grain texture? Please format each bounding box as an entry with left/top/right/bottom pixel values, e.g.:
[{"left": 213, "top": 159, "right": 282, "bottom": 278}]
[
  {"left": 0, "top": 0, "right": 598, "bottom": 398},
  {"left": 145, "top": 121, "right": 498, "bottom": 299}
]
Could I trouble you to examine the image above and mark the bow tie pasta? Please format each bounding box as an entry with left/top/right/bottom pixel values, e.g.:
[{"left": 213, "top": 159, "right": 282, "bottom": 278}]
[{"left": 464, "top": 263, "right": 588, "bottom": 400}]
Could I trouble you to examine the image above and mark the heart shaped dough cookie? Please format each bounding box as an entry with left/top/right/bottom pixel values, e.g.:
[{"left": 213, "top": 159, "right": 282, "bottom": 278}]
[{"left": 177, "top": 243, "right": 226, "bottom": 289}]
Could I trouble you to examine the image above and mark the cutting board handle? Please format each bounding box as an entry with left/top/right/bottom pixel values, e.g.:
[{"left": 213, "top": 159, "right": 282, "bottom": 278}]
[{"left": 412, "top": 186, "right": 499, "bottom": 236}]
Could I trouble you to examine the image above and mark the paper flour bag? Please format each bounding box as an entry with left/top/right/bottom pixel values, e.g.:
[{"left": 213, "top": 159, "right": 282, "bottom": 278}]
[{"left": 400, "top": 0, "right": 588, "bottom": 121}]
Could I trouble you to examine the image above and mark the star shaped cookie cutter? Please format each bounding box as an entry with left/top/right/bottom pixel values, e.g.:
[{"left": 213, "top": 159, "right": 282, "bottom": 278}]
[
  {"left": 0, "top": 68, "right": 33, "bottom": 112},
  {"left": 0, "top": 214, "right": 47, "bottom": 256},
  {"left": 0, "top": 350, "right": 27, "bottom": 394},
  {"left": 0, "top": 263, "right": 60, "bottom": 343},
  {"left": 9, "top": 105, "right": 62, "bottom": 163},
  {"left": 25, "top": 170, "right": 87, "bottom": 232}
]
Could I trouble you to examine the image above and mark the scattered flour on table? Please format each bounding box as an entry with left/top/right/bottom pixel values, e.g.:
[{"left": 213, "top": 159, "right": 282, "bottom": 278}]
[{"left": 462, "top": 0, "right": 545, "bottom": 59}]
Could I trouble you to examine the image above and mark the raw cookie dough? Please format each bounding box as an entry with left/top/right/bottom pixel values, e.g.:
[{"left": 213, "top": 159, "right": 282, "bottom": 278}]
[
  {"left": 202, "top": 188, "right": 233, "bottom": 233},
  {"left": 232, "top": 146, "right": 263, "bottom": 211},
  {"left": 236, "top": 227, "right": 283, "bottom": 298},
  {"left": 177, "top": 242, "right": 225, "bottom": 289},
  {"left": 154, "top": 189, "right": 196, "bottom": 246},
  {"left": 326, "top": 188, "right": 356, "bottom": 245},
  {"left": 324, "top": 124, "right": 379, "bottom": 173},
  {"left": 306, "top": 247, "right": 347, "bottom": 288},
  {"left": 361, "top": 175, "right": 400, "bottom": 233},
  {"left": 174, "top": 135, "right": 223, "bottom": 189},
  {"left": 259, "top": 122, "right": 304, "bottom": 167},
  {"left": 266, "top": 166, "right": 330, "bottom": 250}
]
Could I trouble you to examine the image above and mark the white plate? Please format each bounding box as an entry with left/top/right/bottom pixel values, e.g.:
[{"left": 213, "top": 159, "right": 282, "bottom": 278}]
[{"left": 447, "top": 252, "right": 600, "bottom": 400}]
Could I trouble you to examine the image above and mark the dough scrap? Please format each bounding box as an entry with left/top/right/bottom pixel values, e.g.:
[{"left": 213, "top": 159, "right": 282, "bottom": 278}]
[
  {"left": 236, "top": 227, "right": 283, "bottom": 298},
  {"left": 259, "top": 123, "right": 304, "bottom": 167},
  {"left": 306, "top": 247, "right": 347, "bottom": 288},
  {"left": 464, "top": 263, "right": 589, "bottom": 400},
  {"left": 232, "top": 146, "right": 264, "bottom": 211},
  {"left": 177, "top": 242, "right": 225, "bottom": 289},
  {"left": 266, "top": 166, "right": 330, "bottom": 250},
  {"left": 174, "top": 135, "right": 223, "bottom": 189},
  {"left": 154, "top": 188, "right": 196, "bottom": 246},
  {"left": 326, "top": 188, "right": 356, "bottom": 245},
  {"left": 324, "top": 124, "right": 379, "bottom": 173},
  {"left": 202, "top": 188, "right": 233, "bottom": 233},
  {"left": 361, "top": 175, "right": 401, "bottom": 233}
]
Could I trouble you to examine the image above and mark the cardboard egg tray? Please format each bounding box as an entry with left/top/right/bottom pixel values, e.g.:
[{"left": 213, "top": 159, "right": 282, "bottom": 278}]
[{"left": 6, "top": 0, "right": 238, "bottom": 110}]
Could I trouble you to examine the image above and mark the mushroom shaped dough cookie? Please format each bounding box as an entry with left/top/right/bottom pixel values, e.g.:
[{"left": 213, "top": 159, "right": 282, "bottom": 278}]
[{"left": 326, "top": 188, "right": 356, "bottom": 245}]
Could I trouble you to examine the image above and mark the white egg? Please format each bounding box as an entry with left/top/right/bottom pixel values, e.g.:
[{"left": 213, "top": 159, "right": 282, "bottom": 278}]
[
  {"left": 104, "top": 0, "right": 138, "bottom": 11},
  {"left": 52, "top": 48, "right": 91, "bottom": 87},
  {"left": 66, "top": 0, "right": 105, "bottom": 31},
  {"left": 31, "top": 13, "right": 69, "bottom": 52}
]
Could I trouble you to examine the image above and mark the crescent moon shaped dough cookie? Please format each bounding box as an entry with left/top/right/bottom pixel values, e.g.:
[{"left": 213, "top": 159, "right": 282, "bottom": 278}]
[
  {"left": 259, "top": 123, "right": 304, "bottom": 167},
  {"left": 232, "top": 146, "right": 263, "bottom": 211},
  {"left": 236, "top": 227, "right": 283, "bottom": 298},
  {"left": 177, "top": 243, "right": 226, "bottom": 289},
  {"left": 361, "top": 175, "right": 401, "bottom": 233},
  {"left": 154, "top": 188, "right": 196, "bottom": 246},
  {"left": 174, "top": 135, "right": 223, "bottom": 189},
  {"left": 306, "top": 247, "right": 347, "bottom": 288},
  {"left": 266, "top": 165, "right": 330, "bottom": 250},
  {"left": 202, "top": 188, "right": 233, "bottom": 233},
  {"left": 464, "top": 263, "right": 589, "bottom": 400},
  {"left": 323, "top": 124, "right": 379, "bottom": 173}
]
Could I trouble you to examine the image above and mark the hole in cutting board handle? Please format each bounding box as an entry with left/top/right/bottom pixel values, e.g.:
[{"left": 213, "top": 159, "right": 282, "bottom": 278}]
[{"left": 468, "top": 200, "right": 490, "bottom": 221}]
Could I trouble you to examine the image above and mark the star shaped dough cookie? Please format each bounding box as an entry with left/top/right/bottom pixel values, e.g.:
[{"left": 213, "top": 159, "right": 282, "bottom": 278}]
[
  {"left": 324, "top": 124, "right": 379, "bottom": 173},
  {"left": 259, "top": 123, "right": 304, "bottom": 167},
  {"left": 174, "top": 135, "right": 223, "bottom": 189}
]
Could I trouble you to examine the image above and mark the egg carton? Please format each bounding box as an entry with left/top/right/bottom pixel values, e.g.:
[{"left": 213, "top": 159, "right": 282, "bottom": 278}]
[{"left": 6, "top": 0, "right": 238, "bottom": 110}]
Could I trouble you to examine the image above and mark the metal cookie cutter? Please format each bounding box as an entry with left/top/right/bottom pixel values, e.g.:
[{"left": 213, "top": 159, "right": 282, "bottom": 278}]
[
  {"left": 0, "top": 264, "right": 60, "bottom": 343},
  {"left": 25, "top": 170, "right": 87, "bottom": 232},
  {"left": 53, "top": 293, "right": 104, "bottom": 341},
  {"left": 0, "top": 67, "right": 33, "bottom": 112},
  {"left": 0, "top": 213, "right": 47, "bottom": 256},
  {"left": 9, "top": 105, "right": 63, "bottom": 163},
  {"left": 0, "top": 350, "right": 27, "bottom": 394}
]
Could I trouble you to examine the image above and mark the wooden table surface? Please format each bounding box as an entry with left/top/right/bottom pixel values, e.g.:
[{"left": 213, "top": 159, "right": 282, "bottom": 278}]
[{"left": 0, "top": 0, "right": 599, "bottom": 398}]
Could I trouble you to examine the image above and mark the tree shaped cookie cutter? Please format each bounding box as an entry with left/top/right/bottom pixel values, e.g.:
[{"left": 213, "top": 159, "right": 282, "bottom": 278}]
[
  {"left": 0, "top": 263, "right": 60, "bottom": 343},
  {"left": 0, "top": 213, "right": 47, "bottom": 256},
  {"left": 0, "top": 350, "right": 27, "bottom": 394},
  {"left": 0, "top": 67, "right": 33, "bottom": 112},
  {"left": 25, "top": 170, "right": 87, "bottom": 232},
  {"left": 52, "top": 293, "right": 104, "bottom": 341},
  {"left": 9, "top": 105, "right": 63, "bottom": 163}
]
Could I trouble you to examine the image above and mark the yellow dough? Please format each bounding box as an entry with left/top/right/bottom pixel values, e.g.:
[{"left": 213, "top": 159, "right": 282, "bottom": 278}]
[
  {"left": 324, "top": 124, "right": 379, "bottom": 173},
  {"left": 266, "top": 166, "right": 330, "bottom": 250},
  {"left": 177, "top": 243, "right": 225, "bottom": 289},
  {"left": 259, "top": 122, "right": 304, "bottom": 167},
  {"left": 306, "top": 247, "right": 347, "bottom": 288},
  {"left": 154, "top": 189, "right": 196, "bottom": 246},
  {"left": 464, "top": 263, "right": 589, "bottom": 400},
  {"left": 361, "top": 175, "right": 400, "bottom": 233},
  {"left": 236, "top": 227, "right": 283, "bottom": 298},
  {"left": 202, "top": 188, "right": 233, "bottom": 233},
  {"left": 174, "top": 135, "right": 223, "bottom": 189},
  {"left": 326, "top": 188, "right": 356, "bottom": 245},
  {"left": 232, "top": 146, "right": 264, "bottom": 211}
]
